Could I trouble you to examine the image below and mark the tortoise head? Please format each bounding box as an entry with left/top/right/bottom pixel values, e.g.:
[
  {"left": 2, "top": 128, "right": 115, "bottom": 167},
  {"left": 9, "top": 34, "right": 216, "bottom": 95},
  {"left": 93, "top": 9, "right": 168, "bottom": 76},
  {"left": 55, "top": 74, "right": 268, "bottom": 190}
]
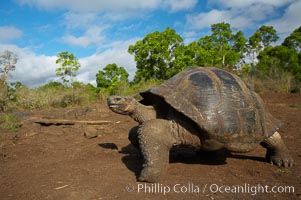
[{"left": 107, "top": 96, "right": 137, "bottom": 115}]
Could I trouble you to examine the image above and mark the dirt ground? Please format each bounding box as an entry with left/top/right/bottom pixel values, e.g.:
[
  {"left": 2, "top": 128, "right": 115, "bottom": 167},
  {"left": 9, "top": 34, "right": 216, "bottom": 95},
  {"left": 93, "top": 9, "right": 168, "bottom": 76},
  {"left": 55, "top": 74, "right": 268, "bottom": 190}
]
[{"left": 0, "top": 93, "right": 300, "bottom": 200}]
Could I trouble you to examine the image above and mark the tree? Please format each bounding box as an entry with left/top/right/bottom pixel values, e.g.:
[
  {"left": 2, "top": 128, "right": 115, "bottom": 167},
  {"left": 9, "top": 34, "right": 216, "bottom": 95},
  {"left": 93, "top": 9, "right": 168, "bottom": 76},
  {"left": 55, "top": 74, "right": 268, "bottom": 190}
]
[
  {"left": 128, "top": 27, "right": 184, "bottom": 82},
  {"left": 96, "top": 63, "right": 129, "bottom": 94},
  {"left": 0, "top": 50, "right": 17, "bottom": 83},
  {"left": 253, "top": 25, "right": 301, "bottom": 82},
  {"left": 39, "top": 81, "right": 65, "bottom": 90},
  {"left": 170, "top": 42, "right": 199, "bottom": 76},
  {"left": 0, "top": 50, "right": 17, "bottom": 111},
  {"left": 232, "top": 30, "right": 247, "bottom": 67},
  {"left": 55, "top": 51, "right": 81, "bottom": 87},
  {"left": 197, "top": 36, "right": 216, "bottom": 66},
  {"left": 258, "top": 25, "right": 279, "bottom": 47},
  {"left": 257, "top": 45, "right": 301, "bottom": 81},
  {"left": 245, "top": 25, "right": 279, "bottom": 67},
  {"left": 282, "top": 26, "right": 301, "bottom": 52},
  {"left": 211, "top": 22, "right": 233, "bottom": 66},
  {"left": 197, "top": 22, "right": 246, "bottom": 68}
]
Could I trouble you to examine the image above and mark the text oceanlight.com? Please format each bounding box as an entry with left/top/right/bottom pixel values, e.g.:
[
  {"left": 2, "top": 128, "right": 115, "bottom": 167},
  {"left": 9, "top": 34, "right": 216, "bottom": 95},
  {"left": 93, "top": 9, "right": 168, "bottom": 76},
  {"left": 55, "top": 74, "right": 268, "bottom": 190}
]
[{"left": 125, "top": 183, "right": 295, "bottom": 196}]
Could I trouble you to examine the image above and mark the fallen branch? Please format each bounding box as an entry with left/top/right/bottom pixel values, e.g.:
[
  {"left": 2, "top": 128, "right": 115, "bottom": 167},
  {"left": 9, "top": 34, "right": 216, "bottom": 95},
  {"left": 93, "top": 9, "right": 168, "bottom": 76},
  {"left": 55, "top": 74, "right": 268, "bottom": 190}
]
[
  {"left": 55, "top": 185, "right": 69, "bottom": 190},
  {"left": 33, "top": 118, "right": 111, "bottom": 126}
]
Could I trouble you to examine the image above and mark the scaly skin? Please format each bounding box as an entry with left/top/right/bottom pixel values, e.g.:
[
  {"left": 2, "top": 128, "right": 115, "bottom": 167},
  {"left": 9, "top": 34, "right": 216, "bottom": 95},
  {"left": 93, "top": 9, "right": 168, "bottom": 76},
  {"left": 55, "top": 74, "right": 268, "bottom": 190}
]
[
  {"left": 261, "top": 131, "right": 294, "bottom": 167},
  {"left": 107, "top": 96, "right": 294, "bottom": 183},
  {"left": 107, "top": 96, "right": 156, "bottom": 124}
]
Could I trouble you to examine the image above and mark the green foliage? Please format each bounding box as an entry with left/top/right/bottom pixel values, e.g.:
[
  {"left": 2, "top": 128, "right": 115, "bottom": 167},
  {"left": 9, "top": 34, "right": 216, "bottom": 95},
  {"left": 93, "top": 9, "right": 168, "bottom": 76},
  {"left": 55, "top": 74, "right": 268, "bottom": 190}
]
[
  {"left": 99, "top": 78, "right": 162, "bottom": 101},
  {"left": 96, "top": 63, "right": 129, "bottom": 95},
  {"left": 0, "top": 80, "right": 9, "bottom": 112},
  {"left": 55, "top": 51, "right": 81, "bottom": 86},
  {"left": 0, "top": 50, "right": 18, "bottom": 111},
  {"left": 95, "top": 76, "right": 163, "bottom": 101},
  {"left": 256, "top": 45, "right": 301, "bottom": 81},
  {"left": 243, "top": 69, "right": 295, "bottom": 93},
  {"left": 129, "top": 27, "right": 184, "bottom": 82},
  {"left": 245, "top": 25, "right": 279, "bottom": 67},
  {"left": 85, "top": 83, "right": 99, "bottom": 100},
  {"left": 4, "top": 81, "right": 97, "bottom": 110},
  {"left": 0, "top": 113, "right": 22, "bottom": 132},
  {"left": 9, "top": 81, "right": 23, "bottom": 90},
  {"left": 0, "top": 50, "right": 17, "bottom": 82},
  {"left": 125, "top": 23, "right": 300, "bottom": 93},
  {"left": 125, "top": 79, "right": 162, "bottom": 97},
  {"left": 282, "top": 26, "right": 301, "bottom": 52},
  {"left": 169, "top": 42, "right": 198, "bottom": 77},
  {"left": 40, "top": 81, "right": 64, "bottom": 89},
  {"left": 197, "top": 22, "right": 246, "bottom": 68},
  {"left": 247, "top": 27, "right": 301, "bottom": 92},
  {"left": 129, "top": 23, "right": 247, "bottom": 83},
  {"left": 1, "top": 23, "right": 301, "bottom": 115},
  {"left": 257, "top": 25, "right": 279, "bottom": 48},
  {"left": 195, "top": 37, "right": 216, "bottom": 66}
]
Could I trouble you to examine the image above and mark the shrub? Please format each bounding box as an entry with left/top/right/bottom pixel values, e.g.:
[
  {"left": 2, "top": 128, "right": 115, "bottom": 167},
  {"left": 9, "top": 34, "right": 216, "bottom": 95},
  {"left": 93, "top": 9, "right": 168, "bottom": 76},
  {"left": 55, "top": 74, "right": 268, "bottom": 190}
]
[
  {"left": 5, "top": 82, "right": 98, "bottom": 110},
  {"left": 123, "top": 79, "right": 162, "bottom": 98},
  {"left": 243, "top": 71, "right": 296, "bottom": 93},
  {"left": 0, "top": 113, "right": 22, "bottom": 132},
  {"left": 0, "top": 81, "right": 8, "bottom": 112}
]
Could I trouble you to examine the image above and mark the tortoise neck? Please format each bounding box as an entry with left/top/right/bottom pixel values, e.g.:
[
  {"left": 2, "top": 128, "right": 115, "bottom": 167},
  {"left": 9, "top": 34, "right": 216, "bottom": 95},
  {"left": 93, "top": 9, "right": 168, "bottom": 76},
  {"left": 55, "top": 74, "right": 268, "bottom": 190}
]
[{"left": 130, "top": 103, "right": 156, "bottom": 124}]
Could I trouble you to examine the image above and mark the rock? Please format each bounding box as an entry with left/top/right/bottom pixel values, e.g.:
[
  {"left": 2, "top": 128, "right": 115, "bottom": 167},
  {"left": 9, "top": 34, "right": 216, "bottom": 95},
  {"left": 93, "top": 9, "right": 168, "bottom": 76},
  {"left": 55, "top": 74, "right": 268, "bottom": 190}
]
[{"left": 84, "top": 126, "right": 99, "bottom": 139}]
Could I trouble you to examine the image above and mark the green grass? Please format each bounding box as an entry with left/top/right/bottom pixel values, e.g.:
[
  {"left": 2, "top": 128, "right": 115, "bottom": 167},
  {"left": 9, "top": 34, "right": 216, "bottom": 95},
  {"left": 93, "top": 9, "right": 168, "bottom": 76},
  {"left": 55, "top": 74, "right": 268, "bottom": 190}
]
[
  {"left": 276, "top": 167, "right": 291, "bottom": 175},
  {"left": 0, "top": 113, "right": 22, "bottom": 132},
  {"left": 97, "top": 79, "right": 163, "bottom": 101}
]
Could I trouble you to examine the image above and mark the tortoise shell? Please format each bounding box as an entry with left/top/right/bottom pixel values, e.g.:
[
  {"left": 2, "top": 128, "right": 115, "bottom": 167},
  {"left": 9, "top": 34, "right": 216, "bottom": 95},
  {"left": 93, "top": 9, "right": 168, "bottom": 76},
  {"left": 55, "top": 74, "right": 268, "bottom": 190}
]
[{"left": 140, "top": 67, "right": 281, "bottom": 140}]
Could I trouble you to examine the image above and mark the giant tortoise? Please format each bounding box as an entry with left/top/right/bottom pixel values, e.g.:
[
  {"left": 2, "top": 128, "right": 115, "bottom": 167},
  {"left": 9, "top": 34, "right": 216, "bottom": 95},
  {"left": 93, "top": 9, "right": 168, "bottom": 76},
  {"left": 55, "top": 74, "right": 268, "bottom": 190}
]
[{"left": 107, "top": 67, "right": 293, "bottom": 182}]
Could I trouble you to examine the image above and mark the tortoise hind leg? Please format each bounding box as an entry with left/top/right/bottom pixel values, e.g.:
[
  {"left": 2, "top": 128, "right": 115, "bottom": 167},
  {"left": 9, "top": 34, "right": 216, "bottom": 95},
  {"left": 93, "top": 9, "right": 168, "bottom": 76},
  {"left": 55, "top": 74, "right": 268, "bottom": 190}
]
[{"left": 261, "top": 131, "right": 293, "bottom": 167}]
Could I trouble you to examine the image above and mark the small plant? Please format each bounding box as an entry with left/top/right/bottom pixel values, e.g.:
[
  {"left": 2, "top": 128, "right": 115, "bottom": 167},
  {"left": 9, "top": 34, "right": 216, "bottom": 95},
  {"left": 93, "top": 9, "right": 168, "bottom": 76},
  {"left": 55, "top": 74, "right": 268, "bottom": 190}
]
[
  {"left": 122, "top": 79, "right": 162, "bottom": 98},
  {"left": 277, "top": 167, "right": 291, "bottom": 175},
  {"left": 96, "top": 63, "right": 129, "bottom": 95},
  {"left": 0, "top": 50, "right": 18, "bottom": 111},
  {"left": 55, "top": 51, "right": 80, "bottom": 87},
  {"left": 55, "top": 51, "right": 81, "bottom": 105},
  {"left": 0, "top": 113, "right": 22, "bottom": 132},
  {"left": 243, "top": 70, "right": 296, "bottom": 93}
]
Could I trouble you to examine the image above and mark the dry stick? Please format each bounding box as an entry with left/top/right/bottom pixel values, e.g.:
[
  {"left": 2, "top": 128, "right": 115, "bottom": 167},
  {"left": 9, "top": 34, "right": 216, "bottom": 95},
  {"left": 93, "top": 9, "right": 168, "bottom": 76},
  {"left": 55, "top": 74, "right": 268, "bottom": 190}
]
[
  {"left": 32, "top": 118, "right": 111, "bottom": 126},
  {"left": 55, "top": 185, "right": 69, "bottom": 190}
]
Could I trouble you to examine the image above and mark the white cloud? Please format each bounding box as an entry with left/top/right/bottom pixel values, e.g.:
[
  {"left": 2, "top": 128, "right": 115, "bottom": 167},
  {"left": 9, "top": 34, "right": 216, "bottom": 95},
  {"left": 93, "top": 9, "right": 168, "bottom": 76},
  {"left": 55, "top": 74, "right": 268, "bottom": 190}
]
[
  {"left": 79, "top": 39, "right": 138, "bottom": 85},
  {"left": 186, "top": 0, "right": 299, "bottom": 35},
  {"left": 186, "top": 9, "right": 253, "bottom": 30},
  {"left": 60, "top": 12, "right": 112, "bottom": 47},
  {"left": 186, "top": 9, "right": 232, "bottom": 29},
  {"left": 0, "top": 26, "right": 23, "bottom": 43},
  {"left": 209, "top": 0, "right": 295, "bottom": 8},
  {"left": 16, "top": 0, "right": 197, "bottom": 14},
  {"left": 62, "top": 26, "right": 105, "bottom": 47},
  {"left": 186, "top": 8, "right": 258, "bottom": 31},
  {"left": 62, "top": 12, "right": 102, "bottom": 29},
  {"left": 242, "top": 4, "right": 275, "bottom": 21},
  {"left": 0, "top": 44, "right": 58, "bottom": 87},
  {"left": 1, "top": 38, "right": 137, "bottom": 87},
  {"left": 182, "top": 31, "right": 199, "bottom": 44},
  {"left": 163, "top": 0, "right": 197, "bottom": 12},
  {"left": 267, "top": 0, "right": 301, "bottom": 34}
]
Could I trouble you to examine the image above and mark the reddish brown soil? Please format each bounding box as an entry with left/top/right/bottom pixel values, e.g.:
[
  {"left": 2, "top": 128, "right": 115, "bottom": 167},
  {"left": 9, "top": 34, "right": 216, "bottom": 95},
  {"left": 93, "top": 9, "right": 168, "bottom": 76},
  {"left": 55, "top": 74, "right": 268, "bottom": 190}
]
[{"left": 0, "top": 93, "right": 300, "bottom": 200}]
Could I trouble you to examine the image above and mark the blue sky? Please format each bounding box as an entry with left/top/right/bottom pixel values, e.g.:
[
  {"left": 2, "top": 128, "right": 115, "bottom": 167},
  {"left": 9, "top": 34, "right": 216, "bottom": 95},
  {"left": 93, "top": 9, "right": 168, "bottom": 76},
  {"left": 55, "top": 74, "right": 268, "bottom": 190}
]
[{"left": 0, "top": 0, "right": 300, "bottom": 87}]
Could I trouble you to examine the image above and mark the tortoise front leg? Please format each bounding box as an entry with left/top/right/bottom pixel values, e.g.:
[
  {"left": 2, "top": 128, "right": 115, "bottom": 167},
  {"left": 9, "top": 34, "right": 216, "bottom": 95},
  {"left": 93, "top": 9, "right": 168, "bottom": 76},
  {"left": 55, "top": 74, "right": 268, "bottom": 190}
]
[
  {"left": 128, "top": 126, "right": 140, "bottom": 151},
  {"left": 261, "top": 131, "right": 293, "bottom": 167},
  {"left": 137, "top": 119, "right": 175, "bottom": 182}
]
